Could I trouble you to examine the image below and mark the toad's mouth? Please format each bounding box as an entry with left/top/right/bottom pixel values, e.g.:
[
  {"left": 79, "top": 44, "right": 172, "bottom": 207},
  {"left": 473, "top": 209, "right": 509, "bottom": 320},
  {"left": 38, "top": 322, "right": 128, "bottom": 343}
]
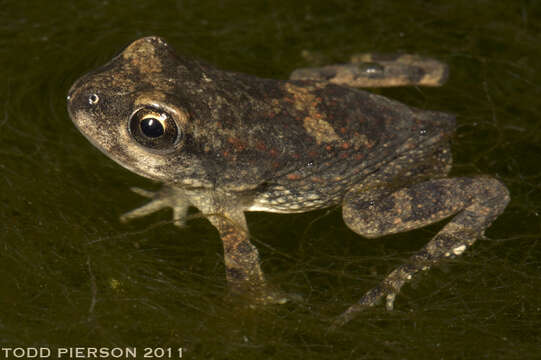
[{"left": 68, "top": 107, "right": 168, "bottom": 179}]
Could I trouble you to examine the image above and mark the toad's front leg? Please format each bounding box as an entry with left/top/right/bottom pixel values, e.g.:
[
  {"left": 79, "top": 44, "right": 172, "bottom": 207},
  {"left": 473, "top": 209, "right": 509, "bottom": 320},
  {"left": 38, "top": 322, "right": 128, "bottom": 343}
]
[
  {"left": 207, "top": 211, "right": 287, "bottom": 304},
  {"left": 335, "top": 176, "right": 510, "bottom": 327},
  {"left": 121, "top": 186, "right": 286, "bottom": 304}
]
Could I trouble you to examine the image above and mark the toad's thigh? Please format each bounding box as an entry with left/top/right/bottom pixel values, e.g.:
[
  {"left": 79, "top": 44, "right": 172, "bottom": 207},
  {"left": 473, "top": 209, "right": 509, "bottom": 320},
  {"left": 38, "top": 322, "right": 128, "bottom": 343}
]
[{"left": 342, "top": 177, "right": 504, "bottom": 238}]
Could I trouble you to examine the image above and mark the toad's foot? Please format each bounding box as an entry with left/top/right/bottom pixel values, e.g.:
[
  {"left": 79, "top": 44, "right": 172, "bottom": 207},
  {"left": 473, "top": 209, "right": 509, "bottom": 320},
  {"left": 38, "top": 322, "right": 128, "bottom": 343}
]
[
  {"left": 330, "top": 254, "right": 438, "bottom": 329},
  {"left": 227, "top": 282, "right": 299, "bottom": 306},
  {"left": 290, "top": 53, "right": 448, "bottom": 88},
  {"left": 334, "top": 176, "right": 510, "bottom": 328},
  {"left": 119, "top": 186, "right": 190, "bottom": 227}
]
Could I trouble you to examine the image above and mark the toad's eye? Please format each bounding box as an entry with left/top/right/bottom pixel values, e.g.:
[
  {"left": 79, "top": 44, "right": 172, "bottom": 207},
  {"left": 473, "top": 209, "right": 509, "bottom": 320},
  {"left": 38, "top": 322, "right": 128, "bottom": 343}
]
[
  {"left": 129, "top": 107, "right": 180, "bottom": 151},
  {"left": 88, "top": 94, "right": 100, "bottom": 105}
]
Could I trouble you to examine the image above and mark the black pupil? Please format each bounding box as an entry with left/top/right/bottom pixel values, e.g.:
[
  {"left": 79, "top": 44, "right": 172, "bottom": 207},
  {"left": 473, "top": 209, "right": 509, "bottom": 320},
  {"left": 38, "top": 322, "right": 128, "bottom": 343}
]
[{"left": 140, "top": 118, "right": 164, "bottom": 138}]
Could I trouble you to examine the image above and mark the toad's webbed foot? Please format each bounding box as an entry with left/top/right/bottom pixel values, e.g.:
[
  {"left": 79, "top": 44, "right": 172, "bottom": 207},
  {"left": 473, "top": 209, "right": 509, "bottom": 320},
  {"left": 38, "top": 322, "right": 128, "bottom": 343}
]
[
  {"left": 334, "top": 177, "right": 510, "bottom": 328},
  {"left": 120, "top": 186, "right": 190, "bottom": 227},
  {"left": 227, "top": 282, "right": 294, "bottom": 306},
  {"left": 290, "top": 53, "right": 448, "bottom": 88}
]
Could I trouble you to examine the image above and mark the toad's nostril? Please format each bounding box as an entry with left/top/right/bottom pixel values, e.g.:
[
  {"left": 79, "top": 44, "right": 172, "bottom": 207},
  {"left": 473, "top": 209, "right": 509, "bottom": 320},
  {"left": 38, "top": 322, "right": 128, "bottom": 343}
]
[
  {"left": 67, "top": 74, "right": 89, "bottom": 103},
  {"left": 67, "top": 82, "right": 78, "bottom": 103}
]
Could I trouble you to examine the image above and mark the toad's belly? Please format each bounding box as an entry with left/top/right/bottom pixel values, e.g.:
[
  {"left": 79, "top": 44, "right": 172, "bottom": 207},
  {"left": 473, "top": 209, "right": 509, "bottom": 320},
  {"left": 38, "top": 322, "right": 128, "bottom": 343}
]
[{"left": 247, "top": 183, "right": 345, "bottom": 213}]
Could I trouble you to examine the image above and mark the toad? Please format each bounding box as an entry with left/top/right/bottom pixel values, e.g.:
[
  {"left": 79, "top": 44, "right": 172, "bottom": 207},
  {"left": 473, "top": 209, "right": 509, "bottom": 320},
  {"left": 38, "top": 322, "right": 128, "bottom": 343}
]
[{"left": 67, "top": 37, "right": 509, "bottom": 326}]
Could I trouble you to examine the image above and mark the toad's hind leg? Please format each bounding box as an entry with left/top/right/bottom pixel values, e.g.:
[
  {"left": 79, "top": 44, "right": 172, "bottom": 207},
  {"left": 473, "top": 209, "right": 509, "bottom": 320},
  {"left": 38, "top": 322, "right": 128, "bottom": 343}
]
[
  {"left": 336, "top": 176, "right": 509, "bottom": 327},
  {"left": 290, "top": 53, "right": 448, "bottom": 88}
]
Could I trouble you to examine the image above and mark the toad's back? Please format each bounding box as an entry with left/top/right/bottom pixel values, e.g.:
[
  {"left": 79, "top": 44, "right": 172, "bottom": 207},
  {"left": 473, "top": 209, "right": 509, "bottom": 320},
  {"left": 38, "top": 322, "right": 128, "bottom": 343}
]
[
  {"left": 180, "top": 68, "right": 455, "bottom": 194},
  {"left": 240, "top": 80, "right": 456, "bottom": 213}
]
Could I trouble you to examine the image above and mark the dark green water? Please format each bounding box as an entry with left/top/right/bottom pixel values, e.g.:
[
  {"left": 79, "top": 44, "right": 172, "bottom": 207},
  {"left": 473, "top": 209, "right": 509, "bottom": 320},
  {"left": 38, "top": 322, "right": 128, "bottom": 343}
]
[{"left": 1, "top": 0, "right": 540, "bottom": 359}]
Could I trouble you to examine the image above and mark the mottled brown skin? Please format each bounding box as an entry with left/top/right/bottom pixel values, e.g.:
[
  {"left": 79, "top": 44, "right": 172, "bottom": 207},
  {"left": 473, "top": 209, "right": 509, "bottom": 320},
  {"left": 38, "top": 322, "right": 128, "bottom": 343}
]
[
  {"left": 67, "top": 37, "right": 510, "bottom": 326},
  {"left": 291, "top": 53, "right": 449, "bottom": 87}
]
